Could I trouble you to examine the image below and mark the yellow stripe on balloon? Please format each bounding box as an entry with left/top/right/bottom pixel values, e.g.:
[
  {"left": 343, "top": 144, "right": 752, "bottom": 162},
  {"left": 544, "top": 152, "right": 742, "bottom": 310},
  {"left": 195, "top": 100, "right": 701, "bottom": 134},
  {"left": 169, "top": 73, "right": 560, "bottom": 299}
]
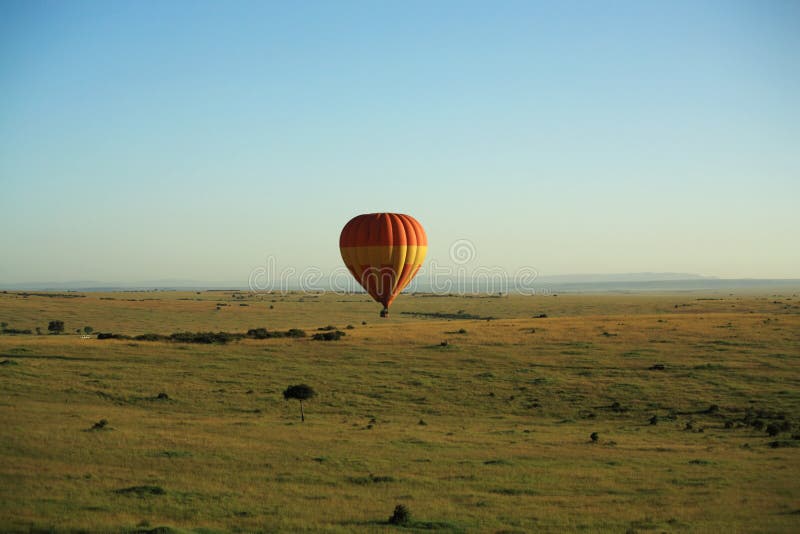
[{"left": 340, "top": 245, "right": 427, "bottom": 294}]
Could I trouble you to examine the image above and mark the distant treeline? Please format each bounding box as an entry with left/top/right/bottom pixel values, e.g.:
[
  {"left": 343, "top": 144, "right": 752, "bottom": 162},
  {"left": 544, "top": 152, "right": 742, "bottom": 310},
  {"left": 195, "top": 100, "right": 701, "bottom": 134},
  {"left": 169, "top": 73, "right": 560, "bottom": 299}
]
[
  {"left": 2, "top": 327, "right": 33, "bottom": 335},
  {"left": 95, "top": 327, "right": 345, "bottom": 344},
  {"left": 400, "top": 310, "right": 495, "bottom": 320},
  {"left": 4, "top": 292, "right": 85, "bottom": 299}
]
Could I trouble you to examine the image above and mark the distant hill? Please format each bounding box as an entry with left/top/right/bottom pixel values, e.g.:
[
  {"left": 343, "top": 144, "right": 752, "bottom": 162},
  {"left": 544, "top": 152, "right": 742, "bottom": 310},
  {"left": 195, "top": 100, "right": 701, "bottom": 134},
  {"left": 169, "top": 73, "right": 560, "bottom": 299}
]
[
  {"left": 535, "top": 272, "right": 717, "bottom": 283},
  {"left": 1, "top": 273, "right": 799, "bottom": 293}
]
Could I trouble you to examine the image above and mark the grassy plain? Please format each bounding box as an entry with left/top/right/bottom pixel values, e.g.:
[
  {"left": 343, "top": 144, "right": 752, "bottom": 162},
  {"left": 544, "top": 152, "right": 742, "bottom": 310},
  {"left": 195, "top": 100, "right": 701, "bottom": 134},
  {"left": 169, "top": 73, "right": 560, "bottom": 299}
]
[{"left": 1, "top": 289, "right": 799, "bottom": 533}]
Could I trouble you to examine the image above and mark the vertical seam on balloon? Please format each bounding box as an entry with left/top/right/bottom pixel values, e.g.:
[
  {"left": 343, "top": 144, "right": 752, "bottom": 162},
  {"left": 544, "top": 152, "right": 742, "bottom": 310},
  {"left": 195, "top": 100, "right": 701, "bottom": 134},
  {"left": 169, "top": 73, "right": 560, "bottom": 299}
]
[{"left": 391, "top": 215, "right": 408, "bottom": 295}]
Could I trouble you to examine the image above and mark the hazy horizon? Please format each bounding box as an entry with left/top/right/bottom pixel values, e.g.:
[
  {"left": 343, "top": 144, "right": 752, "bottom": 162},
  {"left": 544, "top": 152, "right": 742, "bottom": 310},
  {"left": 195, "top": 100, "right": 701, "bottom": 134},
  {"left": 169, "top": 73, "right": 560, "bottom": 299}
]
[{"left": 2, "top": 1, "right": 799, "bottom": 283}]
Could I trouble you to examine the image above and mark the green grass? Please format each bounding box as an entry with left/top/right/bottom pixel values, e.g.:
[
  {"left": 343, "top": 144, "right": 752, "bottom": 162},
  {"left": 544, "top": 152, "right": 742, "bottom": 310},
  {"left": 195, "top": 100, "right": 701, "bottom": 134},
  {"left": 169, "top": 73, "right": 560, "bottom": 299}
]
[{"left": 0, "top": 290, "right": 799, "bottom": 532}]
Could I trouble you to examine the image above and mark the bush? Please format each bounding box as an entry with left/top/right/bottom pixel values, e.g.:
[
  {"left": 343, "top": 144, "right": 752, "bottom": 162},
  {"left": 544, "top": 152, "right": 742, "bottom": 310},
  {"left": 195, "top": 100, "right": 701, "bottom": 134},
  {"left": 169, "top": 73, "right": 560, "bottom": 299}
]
[
  {"left": 312, "top": 330, "right": 345, "bottom": 341},
  {"left": 590, "top": 432, "right": 599, "bottom": 443},
  {"left": 97, "top": 332, "right": 130, "bottom": 340},
  {"left": 246, "top": 328, "right": 271, "bottom": 339},
  {"left": 246, "top": 327, "right": 307, "bottom": 339},
  {"left": 134, "top": 333, "right": 167, "bottom": 341},
  {"left": 766, "top": 423, "right": 782, "bottom": 437},
  {"left": 90, "top": 419, "right": 108, "bottom": 430},
  {"left": 388, "top": 504, "right": 411, "bottom": 525},
  {"left": 2, "top": 327, "right": 32, "bottom": 335},
  {"left": 169, "top": 331, "right": 240, "bottom": 344},
  {"left": 48, "top": 320, "right": 65, "bottom": 334},
  {"left": 286, "top": 328, "right": 307, "bottom": 338}
]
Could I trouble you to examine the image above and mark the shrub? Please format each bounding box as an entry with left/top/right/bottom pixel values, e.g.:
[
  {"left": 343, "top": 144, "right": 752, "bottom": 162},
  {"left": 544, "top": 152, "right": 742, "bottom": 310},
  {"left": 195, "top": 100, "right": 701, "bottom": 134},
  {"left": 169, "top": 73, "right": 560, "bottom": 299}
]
[
  {"left": 246, "top": 328, "right": 271, "bottom": 339},
  {"left": 247, "top": 327, "right": 306, "bottom": 339},
  {"left": 752, "top": 419, "right": 765, "bottom": 430},
  {"left": 2, "top": 327, "right": 32, "bottom": 335},
  {"left": 134, "top": 333, "right": 166, "bottom": 341},
  {"left": 766, "top": 423, "right": 781, "bottom": 437},
  {"left": 317, "top": 325, "right": 337, "bottom": 331},
  {"left": 649, "top": 415, "right": 658, "bottom": 425},
  {"left": 90, "top": 419, "right": 108, "bottom": 430},
  {"left": 312, "top": 330, "right": 345, "bottom": 341},
  {"left": 48, "top": 320, "right": 65, "bottom": 334},
  {"left": 169, "top": 331, "right": 240, "bottom": 344},
  {"left": 590, "top": 432, "right": 599, "bottom": 443},
  {"left": 388, "top": 504, "right": 411, "bottom": 525},
  {"left": 96, "top": 332, "right": 130, "bottom": 340},
  {"left": 286, "top": 328, "right": 307, "bottom": 338}
]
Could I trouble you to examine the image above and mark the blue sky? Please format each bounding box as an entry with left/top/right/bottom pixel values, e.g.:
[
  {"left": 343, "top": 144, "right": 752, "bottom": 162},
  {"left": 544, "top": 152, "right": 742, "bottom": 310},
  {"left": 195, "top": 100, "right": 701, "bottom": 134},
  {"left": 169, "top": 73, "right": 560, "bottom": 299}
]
[{"left": 1, "top": 0, "right": 798, "bottom": 283}]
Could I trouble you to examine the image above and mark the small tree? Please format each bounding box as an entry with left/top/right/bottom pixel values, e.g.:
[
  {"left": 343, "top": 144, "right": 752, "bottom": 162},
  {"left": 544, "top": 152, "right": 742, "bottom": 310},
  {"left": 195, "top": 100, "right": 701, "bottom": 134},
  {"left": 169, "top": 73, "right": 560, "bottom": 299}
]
[
  {"left": 388, "top": 504, "right": 411, "bottom": 525},
  {"left": 48, "top": 320, "right": 65, "bottom": 334},
  {"left": 83, "top": 326, "right": 93, "bottom": 334},
  {"left": 283, "top": 384, "right": 316, "bottom": 422}
]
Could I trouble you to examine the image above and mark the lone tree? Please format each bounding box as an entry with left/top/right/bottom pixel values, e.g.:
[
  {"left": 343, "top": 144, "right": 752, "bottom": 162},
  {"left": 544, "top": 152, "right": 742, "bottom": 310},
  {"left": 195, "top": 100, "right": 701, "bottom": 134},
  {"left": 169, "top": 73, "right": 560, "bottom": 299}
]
[
  {"left": 48, "top": 320, "right": 65, "bottom": 334},
  {"left": 283, "top": 384, "right": 316, "bottom": 422}
]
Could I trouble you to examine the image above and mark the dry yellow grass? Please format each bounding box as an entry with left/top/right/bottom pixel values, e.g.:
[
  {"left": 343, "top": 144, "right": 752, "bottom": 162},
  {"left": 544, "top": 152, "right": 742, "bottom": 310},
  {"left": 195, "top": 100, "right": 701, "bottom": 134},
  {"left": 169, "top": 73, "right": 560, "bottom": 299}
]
[{"left": 1, "top": 290, "right": 799, "bottom": 533}]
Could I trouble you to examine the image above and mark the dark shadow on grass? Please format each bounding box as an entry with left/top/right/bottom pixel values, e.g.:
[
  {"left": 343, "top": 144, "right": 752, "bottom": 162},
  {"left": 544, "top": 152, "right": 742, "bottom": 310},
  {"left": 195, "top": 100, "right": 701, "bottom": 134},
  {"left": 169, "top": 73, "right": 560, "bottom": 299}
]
[
  {"left": 114, "top": 485, "right": 166, "bottom": 496},
  {"left": 0, "top": 353, "right": 106, "bottom": 362},
  {"left": 340, "top": 519, "right": 464, "bottom": 532}
]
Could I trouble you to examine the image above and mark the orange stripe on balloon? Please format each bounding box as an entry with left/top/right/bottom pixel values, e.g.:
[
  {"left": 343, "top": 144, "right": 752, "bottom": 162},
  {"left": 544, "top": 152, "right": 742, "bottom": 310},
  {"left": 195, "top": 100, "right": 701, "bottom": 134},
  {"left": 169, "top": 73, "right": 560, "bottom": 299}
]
[{"left": 340, "top": 213, "right": 426, "bottom": 247}]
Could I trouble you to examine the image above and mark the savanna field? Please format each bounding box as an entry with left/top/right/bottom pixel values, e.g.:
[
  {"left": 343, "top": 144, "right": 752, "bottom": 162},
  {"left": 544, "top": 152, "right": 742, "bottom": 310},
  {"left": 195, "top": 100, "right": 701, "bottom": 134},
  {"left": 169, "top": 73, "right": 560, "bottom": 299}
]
[{"left": 1, "top": 290, "right": 799, "bottom": 533}]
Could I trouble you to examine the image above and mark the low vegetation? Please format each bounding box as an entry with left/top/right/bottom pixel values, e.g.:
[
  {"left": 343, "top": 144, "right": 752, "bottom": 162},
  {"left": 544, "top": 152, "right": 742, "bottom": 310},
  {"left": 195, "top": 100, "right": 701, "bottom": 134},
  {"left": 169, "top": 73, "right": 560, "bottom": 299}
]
[{"left": 96, "top": 328, "right": 309, "bottom": 344}]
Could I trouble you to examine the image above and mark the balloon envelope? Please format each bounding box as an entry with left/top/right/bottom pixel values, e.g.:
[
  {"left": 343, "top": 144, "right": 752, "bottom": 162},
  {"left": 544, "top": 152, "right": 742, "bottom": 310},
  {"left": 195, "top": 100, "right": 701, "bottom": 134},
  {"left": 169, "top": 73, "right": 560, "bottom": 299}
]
[{"left": 339, "top": 213, "right": 427, "bottom": 313}]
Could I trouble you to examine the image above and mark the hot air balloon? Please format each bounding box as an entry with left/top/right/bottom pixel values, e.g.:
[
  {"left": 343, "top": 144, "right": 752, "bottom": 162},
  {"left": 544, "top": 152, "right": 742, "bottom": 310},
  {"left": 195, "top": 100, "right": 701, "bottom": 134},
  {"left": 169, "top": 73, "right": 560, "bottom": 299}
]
[{"left": 339, "top": 213, "right": 427, "bottom": 317}]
